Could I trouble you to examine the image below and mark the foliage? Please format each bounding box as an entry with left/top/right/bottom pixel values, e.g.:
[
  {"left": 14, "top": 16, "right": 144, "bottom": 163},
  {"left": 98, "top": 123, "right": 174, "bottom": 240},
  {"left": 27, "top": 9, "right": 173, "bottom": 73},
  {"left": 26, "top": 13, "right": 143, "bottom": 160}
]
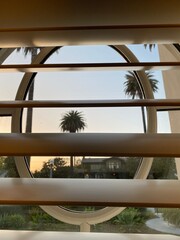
[
  {"left": 3, "top": 156, "right": 19, "bottom": 177},
  {"left": 0, "top": 214, "right": 26, "bottom": 229},
  {"left": 84, "top": 206, "right": 95, "bottom": 212},
  {"left": 27, "top": 206, "right": 79, "bottom": 231},
  {"left": 124, "top": 71, "right": 158, "bottom": 132},
  {"left": 0, "top": 206, "right": 79, "bottom": 231},
  {"left": 16, "top": 47, "right": 41, "bottom": 166},
  {"left": 33, "top": 157, "right": 71, "bottom": 178},
  {"left": 92, "top": 219, "right": 159, "bottom": 234},
  {"left": 60, "top": 110, "right": 86, "bottom": 133},
  {"left": 125, "top": 157, "right": 176, "bottom": 179},
  {"left": 144, "top": 44, "right": 156, "bottom": 51},
  {"left": 60, "top": 110, "right": 86, "bottom": 175},
  {"left": 149, "top": 157, "right": 177, "bottom": 179},
  {"left": 0, "top": 157, "right": 5, "bottom": 169},
  {"left": 113, "top": 208, "right": 144, "bottom": 226},
  {"left": 125, "top": 157, "right": 141, "bottom": 178},
  {"left": 112, "top": 208, "right": 153, "bottom": 232},
  {"left": 16, "top": 47, "right": 40, "bottom": 57},
  {"left": 124, "top": 71, "right": 158, "bottom": 99},
  {"left": 0, "top": 205, "right": 156, "bottom": 232},
  {"left": 160, "top": 208, "right": 180, "bottom": 227},
  {"left": 28, "top": 207, "right": 59, "bottom": 224},
  {"left": 0, "top": 206, "right": 28, "bottom": 216}
]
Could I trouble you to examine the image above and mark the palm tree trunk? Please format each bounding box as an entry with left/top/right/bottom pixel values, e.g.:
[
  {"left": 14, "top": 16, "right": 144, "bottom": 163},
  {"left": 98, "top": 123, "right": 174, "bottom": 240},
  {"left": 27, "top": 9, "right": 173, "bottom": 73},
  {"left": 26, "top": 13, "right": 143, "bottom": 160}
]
[
  {"left": 70, "top": 156, "right": 74, "bottom": 176},
  {"left": 132, "top": 95, "right": 147, "bottom": 133},
  {"left": 26, "top": 48, "right": 38, "bottom": 166},
  {"left": 141, "top": 106, "right": 147, "bottom": 133},
  {"left": 133, "top": 95, "right": 146, "bottom": 133},
  {"left": 25, "top": 81, "right": 34, "bottom": 134}
]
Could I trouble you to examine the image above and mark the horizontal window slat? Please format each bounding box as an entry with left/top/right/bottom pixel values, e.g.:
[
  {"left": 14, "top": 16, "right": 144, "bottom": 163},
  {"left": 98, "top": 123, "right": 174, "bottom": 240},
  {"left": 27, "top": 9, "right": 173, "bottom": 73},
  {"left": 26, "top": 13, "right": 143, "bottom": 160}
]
[
  {"left": 0, "top": 99, "right": 180, "bottom": 108},
  {"left": 0, "top": 231, "right": 179, "bottom": 240},
  {"left": 0, "top": 179, "right": 180, "bottom": 207},
  {"left": 0, "top": 133, "right": 179, "bottom": 157},
  {"left": 0, "top": 62, "right": 179, "bottom": 72}
]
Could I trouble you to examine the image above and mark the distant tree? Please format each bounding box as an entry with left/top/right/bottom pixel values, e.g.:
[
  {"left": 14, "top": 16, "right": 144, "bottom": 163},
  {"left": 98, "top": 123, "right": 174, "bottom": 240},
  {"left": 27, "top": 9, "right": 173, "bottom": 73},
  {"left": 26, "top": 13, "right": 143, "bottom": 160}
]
[
  {"left": 125, "top": 157, "right": 177, "bottom": 180},
  {"left": 16, "top": 48, "right": 39, "bottom": 134},
  {"left": 124, "top": 71, "right": 158, "bottom": 99},
  {"left": 60, "top": 110, "right": 86, "bottom": 133},
  {"left": 3, "top": 157, "right": 19, "bottom": 177},
  {"left": 17, "top": 47, "right": 40, "bottom": 167},
  {"left": 33, "top": 157, "right": 70, "bottom": 178},
  {"left": 59, "top": 110, "right": 86, "bottom": 175},
  {"left": 125, "top": 157, "right": 141, "bottom": 178},
  {"left": 17, "top": 47, "right": 59, "bottom": 167},
  {"left": 124, "top": 71, "right": 158, "bottom": 132},
  {"left": 149, "top": 157, "right": 177, "bottom": 179},
  {"left": 0, "top": 157, "right": 5, "bottom": 170}
]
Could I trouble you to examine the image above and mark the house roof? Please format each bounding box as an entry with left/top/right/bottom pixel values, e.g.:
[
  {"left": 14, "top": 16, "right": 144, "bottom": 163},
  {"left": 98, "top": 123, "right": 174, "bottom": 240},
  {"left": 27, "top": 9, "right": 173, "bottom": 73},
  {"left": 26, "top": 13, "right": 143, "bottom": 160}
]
[{"left": 82, "top": 157, "right": 126, "bottom": 164}]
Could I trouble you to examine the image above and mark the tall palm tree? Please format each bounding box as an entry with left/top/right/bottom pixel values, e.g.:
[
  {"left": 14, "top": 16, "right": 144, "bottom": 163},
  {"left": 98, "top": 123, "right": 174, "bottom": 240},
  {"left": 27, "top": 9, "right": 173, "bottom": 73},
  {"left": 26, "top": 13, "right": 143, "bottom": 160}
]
[
  {"left": 17, "top": 47, "right": 39, "bottom": 132},
  {"left": 60, "top": 110, "right": 86, "bottom": 175},
  {"left": 124, "top": 71, "right": 158, "bottom": 132},
  {"left": 17, "top": 47, "right": 39, "bottom": 166},
  {"left": 17, "top": 47, "right": 59, "bottom": 167}
]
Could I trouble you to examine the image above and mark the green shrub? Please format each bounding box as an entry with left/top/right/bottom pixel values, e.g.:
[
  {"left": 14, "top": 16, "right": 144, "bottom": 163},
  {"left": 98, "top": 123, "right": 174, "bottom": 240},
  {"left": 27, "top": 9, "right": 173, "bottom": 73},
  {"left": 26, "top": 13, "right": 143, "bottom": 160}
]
[
  {"left": 0, "top": 214, "right": 26, "bottom": 229},
  {"left": 84, "top": 206, "right": 95, "bottom": 212},
  {"left": 0, "top": 206, "right": 26, "bottom": 216},
  {"left": 113, "top": 208, "right": 144, "bottom": 226},
  {"left": 29, "top": 207, "right": 59, "bottom": 224}
]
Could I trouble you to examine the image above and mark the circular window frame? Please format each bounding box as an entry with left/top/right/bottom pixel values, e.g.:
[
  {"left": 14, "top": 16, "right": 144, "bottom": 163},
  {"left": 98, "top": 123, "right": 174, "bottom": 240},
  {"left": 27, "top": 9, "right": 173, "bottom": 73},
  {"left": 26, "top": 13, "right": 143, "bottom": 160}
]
[{"left": 11, "top": 45, "right": 157, "bottom": 225}]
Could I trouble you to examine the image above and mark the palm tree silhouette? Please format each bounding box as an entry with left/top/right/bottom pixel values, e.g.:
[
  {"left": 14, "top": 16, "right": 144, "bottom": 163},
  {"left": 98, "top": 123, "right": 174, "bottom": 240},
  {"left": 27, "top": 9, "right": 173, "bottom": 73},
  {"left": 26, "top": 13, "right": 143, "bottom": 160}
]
[
  {"left": 17, "top": 48, "right": 39, "bottom": 133},
  {"left": 60, "top": 110, "right": 86, "bottom": 175},
  {"left": 17, "top": 47, "right": 40, "bottom": 166},
  {"left": 124, "top": 71, "right": 158, "bottom": 132},
  {"left": 144, "top": 44, "right": 156, "bottom": 51}
]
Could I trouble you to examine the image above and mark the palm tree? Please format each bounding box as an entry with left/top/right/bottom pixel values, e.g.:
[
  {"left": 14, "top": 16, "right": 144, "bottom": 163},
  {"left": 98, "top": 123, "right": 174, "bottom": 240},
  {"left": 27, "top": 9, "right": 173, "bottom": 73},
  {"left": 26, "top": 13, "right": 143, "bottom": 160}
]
[
  {"left": 17, "top": 47, "right": 40, "bottom": 166},
  {"left": 144, "top": 44, "right": 156, "bottom": 51},
  {"left": 124, "top": 71, "right": 158, "bottom": 132},
  {"left": 17, "top": 47, "right": 59, "bottom": 167},
  {"left": 60, "top": 110, "right": 86, "bottom": 175},
  {"left": 17, "top": 47, "right": 39, "bottom": 132}
]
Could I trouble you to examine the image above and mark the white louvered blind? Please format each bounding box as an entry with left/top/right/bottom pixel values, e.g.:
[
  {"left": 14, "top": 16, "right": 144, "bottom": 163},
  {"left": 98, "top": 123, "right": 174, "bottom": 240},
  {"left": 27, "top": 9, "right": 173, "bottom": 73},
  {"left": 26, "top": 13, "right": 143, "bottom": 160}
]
[{"left": 0, "top": 1, "right": 179, "bottom": 238}]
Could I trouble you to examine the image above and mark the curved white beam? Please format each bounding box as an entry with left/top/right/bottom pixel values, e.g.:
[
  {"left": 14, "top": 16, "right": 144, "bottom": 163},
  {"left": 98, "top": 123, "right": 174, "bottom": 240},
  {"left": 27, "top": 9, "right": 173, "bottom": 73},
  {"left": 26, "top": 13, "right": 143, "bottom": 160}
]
[{"left": 0, "top": 133, "right": 180, "bottom": 157}]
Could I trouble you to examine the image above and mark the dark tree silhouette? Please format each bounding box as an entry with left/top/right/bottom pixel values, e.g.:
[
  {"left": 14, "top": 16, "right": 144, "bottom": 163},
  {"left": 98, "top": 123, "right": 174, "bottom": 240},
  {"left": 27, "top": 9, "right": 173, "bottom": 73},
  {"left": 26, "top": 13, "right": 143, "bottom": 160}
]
[
  {"left": 60, "top": 110, "right": 86, "bottom": 175},
  {"left": 124, "top": 71, "right": 158, "bottom": 132}
]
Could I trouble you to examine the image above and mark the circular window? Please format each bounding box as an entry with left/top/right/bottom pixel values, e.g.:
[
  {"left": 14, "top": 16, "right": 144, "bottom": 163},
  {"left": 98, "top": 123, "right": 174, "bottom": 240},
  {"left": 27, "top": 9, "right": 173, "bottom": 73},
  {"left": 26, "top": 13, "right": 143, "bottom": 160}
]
[{"left": 12, "top": 45, "right": 157, "bottom": 226}]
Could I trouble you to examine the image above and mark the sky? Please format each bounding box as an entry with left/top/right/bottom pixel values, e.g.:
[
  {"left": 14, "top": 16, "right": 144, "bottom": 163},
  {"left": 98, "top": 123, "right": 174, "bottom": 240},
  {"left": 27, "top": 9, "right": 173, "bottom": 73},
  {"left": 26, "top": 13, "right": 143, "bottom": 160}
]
[{"left": 0, "top": 44, "right": 171, "bottom": 171}]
